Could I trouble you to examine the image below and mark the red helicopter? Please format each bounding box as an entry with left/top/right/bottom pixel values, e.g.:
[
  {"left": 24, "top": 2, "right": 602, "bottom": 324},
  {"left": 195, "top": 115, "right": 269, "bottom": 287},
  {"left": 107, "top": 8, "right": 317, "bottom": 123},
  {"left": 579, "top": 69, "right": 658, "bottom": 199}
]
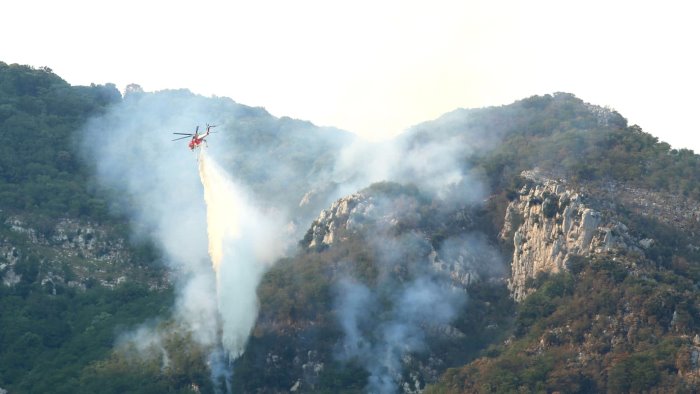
[{"left": 172, "top": 124, "right": 217, "bottom": 150}]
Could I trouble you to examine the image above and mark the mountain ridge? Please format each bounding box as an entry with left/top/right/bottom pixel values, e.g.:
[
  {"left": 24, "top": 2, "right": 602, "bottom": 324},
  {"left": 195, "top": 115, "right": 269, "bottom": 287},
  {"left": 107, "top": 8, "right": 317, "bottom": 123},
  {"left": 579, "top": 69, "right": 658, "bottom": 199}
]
[{"left": 1, "top": 62, "right": 700, "bottom": 393}]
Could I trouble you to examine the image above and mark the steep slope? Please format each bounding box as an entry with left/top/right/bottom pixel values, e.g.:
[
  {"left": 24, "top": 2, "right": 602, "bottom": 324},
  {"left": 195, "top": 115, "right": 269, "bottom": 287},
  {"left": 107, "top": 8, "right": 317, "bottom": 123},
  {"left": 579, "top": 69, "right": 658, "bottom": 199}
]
[
  {"left": 77, "top": 92, "right": 700, "bottom": 393},
  {"left": 0, "top": 62, "right": 352, "bottom": 393},
  {"left": 413, "top": 95, "right": 700, "bottom": 392},
  {"left": 4, "top": 61, "right": 700, "bottom": 394},
  {"left": 428, "top": 171, "right": 700, "bottom": 393},
  {"left": 0, "top": 62, "right": 119, "bottom": 220},
  {"left": 240, "top": 94, "right": 700, "bottom": 393},
  {"left": 0, "top": 63, "right": 177, "bottom": 393},
  {"left": 502, "top": 170, "right": 644, "bottom": 301},
  {"left": 238, "top": 182, "right": 512, "bottom": 393}
]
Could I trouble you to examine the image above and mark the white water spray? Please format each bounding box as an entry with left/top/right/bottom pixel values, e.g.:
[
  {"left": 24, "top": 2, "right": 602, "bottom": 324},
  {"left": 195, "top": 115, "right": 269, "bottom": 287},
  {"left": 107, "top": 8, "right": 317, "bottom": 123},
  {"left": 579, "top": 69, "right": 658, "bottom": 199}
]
[
  {"left": 197, "top": 149, "right": 286, "bottom": 358},
  {"left": 198, "top": 150, "right": 242, "bottom": 282}
]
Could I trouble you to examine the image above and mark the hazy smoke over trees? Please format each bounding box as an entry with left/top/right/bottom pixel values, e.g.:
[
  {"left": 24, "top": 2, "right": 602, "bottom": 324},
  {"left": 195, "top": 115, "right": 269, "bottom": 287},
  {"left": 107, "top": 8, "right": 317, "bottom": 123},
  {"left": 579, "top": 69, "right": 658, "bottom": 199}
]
[
  {"left": 80, "top": 90, "right": 291, "bottom": 390},
  {"left": 80, "top": 88, "right": 502, "bottom": 391}
]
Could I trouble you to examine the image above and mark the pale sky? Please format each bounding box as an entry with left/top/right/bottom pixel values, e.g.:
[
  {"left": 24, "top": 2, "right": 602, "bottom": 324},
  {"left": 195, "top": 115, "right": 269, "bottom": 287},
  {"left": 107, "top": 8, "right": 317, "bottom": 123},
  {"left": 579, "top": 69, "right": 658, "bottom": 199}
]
[{"left": 2, "top": 0, "right": 699, "bottom": 150}]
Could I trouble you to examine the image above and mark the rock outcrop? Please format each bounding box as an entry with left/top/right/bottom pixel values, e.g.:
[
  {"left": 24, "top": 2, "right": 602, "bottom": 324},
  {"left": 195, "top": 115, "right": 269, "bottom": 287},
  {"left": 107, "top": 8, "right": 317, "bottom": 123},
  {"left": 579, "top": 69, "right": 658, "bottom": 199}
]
[
  {"left": 303, "top": 189, "right": 501, "bottom": 290},
  {"left": 0, "top": 244, "right": 21, "bottom": 286},
  {"left": 304, "top": 192, "right": 370, "bottom": 249},
  {"left": 284, "top": 186, "right": 507, "bottom": 392},
  {"left": 503, "top": 170, "right": 641, "bottom": 301},
  {"left": 0, "top": 216, "right": 150, "bottom": 289}
]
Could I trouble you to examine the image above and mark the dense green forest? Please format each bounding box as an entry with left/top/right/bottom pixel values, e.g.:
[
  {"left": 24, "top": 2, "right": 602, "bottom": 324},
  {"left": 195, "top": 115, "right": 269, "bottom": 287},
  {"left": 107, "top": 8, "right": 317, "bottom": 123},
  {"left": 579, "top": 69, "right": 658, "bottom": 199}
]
[
  {"left": 0, "top": 278, "right": 173, "bottom": 392},
  {"left": 0, "top": 62, "right": 122, "bottom": 220},
  {"left": 0, "top": 63, "right": 173, "bottom": 393}
]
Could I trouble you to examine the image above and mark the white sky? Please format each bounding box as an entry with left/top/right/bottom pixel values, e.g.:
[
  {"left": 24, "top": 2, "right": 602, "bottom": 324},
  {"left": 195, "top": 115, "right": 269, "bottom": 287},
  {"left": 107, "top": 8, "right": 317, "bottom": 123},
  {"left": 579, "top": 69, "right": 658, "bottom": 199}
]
[{"left": 2, "top": 0, "right": 699, "bottom": 149}]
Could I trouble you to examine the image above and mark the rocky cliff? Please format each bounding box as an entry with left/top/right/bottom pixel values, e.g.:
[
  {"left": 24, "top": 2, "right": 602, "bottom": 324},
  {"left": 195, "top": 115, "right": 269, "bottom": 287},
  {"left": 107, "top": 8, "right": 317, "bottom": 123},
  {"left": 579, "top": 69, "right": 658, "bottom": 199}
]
[
  {"left": 428, "top": 169, "right": 700, "bottom": 393},
  {"left": 0, "top": 215, "right": 163, "bottom": 290},
  {"left": 502, "top": 170, "right": 645, "bottom": 301},
  {"left": 303, "top": 188, "right": 502, "bottom": 289},
  {"left": 502, "top": 168, "right": 700, "bottom": 302},
  {"left": 247, "top": 184, "right": 511, "bottom": 393},
  {"left": 304, "top": 191, "right": 373, "bottom": 249}
]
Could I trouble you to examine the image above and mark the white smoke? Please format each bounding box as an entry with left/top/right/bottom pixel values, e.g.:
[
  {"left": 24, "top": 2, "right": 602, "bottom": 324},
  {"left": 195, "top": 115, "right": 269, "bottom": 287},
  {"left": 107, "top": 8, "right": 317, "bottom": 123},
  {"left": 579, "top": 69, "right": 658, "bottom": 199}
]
[
  {"left": 331, "top": 228, "right": 468, "bottom": 393},
  {"left": 80, "top": 90, "right": 289, "bottom": 386},
  {"left": 326, "top": 185, "right": 508, "bottom": 393},
  {"left": 80, "top": 87, "right": 498, "bottom": 392},
  {"left": 330, "top": 125, "right": 488, "bottom": 207},
  {"left": 174, "top": 271, "right": 219, "bottom": 346},
  {"left": 335, "top": 276, "right": 464, "bottom": 393},
  {"left": 324, "top": 114, "right": 500, "bottom": 392},
  {"left": 116, "top": 323, "right": 172, "bottom": 370}
]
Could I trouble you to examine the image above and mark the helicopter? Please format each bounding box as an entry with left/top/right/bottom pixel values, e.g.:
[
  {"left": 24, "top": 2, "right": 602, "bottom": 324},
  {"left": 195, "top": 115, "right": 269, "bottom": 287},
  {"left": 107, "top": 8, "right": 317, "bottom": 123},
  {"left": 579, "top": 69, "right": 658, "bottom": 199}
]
[{"left": 172, "top": 124, "right": 217, "bottom": 150}]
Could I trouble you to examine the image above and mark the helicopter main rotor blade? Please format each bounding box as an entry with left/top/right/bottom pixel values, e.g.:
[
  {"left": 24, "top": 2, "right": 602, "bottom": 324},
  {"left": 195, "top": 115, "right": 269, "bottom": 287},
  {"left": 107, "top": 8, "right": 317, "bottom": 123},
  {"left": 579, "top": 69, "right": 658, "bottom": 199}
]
[{"left": 172, "top": 136, "right": 192, "bottom": 141}]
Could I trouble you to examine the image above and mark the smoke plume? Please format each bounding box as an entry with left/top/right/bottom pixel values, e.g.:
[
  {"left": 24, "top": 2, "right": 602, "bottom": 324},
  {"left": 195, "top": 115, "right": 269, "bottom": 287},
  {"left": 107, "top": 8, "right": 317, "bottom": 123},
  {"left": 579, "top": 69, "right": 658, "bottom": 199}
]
[
  {"left": 80, "top": 87, "right": 501, "bottom": 392},
  {"left": 324, "top": 184, "right": 505, "bottom": 393},
  {"left": 80, "top": 90, "right": 289, "bottom": 385},
  {"left": 198, "top": 149, "right": 286, "bottom": 357}
]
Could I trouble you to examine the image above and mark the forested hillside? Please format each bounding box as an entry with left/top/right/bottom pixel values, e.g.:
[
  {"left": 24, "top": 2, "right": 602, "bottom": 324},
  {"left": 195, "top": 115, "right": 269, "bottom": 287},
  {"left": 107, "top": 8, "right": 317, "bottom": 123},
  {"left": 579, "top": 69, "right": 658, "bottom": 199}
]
[
  {"left": 0, "top": 63, "right": 176, "bottom": 392},
  {"left": 2, "top": 63, "right": 700, "bottom": 393},
  {"left": 0, "top": 62, "right": 120, "bottom": 219},
  {"left": 0, "top": 62, "right": 351, "bottom": 393},
  {"left": 417, "top": 96, "right": 700, "bottom": 392}
]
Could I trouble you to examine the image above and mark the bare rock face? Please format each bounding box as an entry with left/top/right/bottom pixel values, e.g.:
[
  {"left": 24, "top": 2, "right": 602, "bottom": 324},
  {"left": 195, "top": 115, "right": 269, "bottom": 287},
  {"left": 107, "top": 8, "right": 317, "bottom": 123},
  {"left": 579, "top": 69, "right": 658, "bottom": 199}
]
[
  {"left": 1, "top": 216, "right": 134, "bottom": 289},
  {"left": 3, "top": 217, "right": 126, "bottom": 262},
  {"left": 0, "top": 245, "right": 21, "bottom": 285},
  {"left": 303, "top": 190, "right": 421, "bottom": 250},
  {"left": 303, "top": 189, "right": 501, "bottom": 292},
  {"left": 305, "top": 192, "right": 367, "bottom": 249},
  {"left": 503, "top": 171, "right": 640, "bottom": 301}
]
